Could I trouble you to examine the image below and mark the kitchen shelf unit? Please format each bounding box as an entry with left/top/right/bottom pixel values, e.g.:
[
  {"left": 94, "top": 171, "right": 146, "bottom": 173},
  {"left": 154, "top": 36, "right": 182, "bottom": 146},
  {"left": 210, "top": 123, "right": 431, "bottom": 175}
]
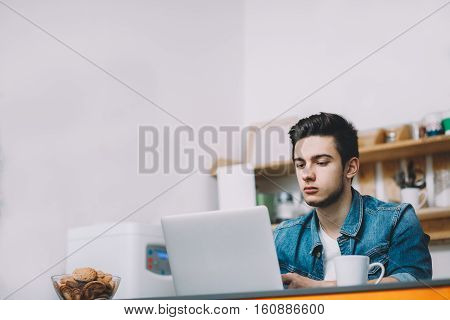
[{"left": 212, "top": 135, "right": 450, "bottom": 242}]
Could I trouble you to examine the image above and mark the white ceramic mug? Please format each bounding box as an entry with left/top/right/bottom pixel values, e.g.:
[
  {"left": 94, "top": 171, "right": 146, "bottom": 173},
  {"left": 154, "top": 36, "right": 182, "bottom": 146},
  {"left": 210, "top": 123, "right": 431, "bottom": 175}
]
[
  {"left": 400, "top": 188, "right": 427, "bottom": 211},
  {"left": 334, "top": 255, "right": 385, "bottom": 286}
]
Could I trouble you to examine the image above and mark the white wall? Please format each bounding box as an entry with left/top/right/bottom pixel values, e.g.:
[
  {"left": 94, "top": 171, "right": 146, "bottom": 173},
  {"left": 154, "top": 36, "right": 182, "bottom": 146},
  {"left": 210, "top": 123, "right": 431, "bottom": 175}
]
[
  {"left": 0, "top": 0, "right": 244, "bottom": 299},
  {"left": 243, "top": 0, "right": 450, "bottom": 129}
]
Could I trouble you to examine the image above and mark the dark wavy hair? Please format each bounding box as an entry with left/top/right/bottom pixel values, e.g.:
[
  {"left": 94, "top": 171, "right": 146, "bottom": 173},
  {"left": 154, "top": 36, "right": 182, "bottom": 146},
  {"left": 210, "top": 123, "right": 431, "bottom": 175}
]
[{"left": 288, "top": 112, "right": 359, "bottom": 166}]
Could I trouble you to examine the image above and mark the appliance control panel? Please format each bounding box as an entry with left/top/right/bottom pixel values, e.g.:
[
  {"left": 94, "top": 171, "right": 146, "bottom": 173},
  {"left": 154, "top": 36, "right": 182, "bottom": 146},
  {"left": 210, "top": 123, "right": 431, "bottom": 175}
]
[{"left": 146, "top": 244, "right": 171, "bottom": 275}]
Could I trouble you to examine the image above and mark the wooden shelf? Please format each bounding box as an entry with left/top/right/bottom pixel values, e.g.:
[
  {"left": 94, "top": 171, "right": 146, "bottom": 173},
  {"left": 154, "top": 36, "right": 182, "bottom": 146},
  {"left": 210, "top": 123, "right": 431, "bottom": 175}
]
[
  {"left": 359, "top": 135, "right": 450, "bottom": 163},
  {"left": 211, "top": 135, "right": 450, "bottom": 176},
  {"left": 417, "top": 207, "right": 450, "bottom": 221},
  {"left": 419, "top": 207, "right": 450, "bottom": 243}
]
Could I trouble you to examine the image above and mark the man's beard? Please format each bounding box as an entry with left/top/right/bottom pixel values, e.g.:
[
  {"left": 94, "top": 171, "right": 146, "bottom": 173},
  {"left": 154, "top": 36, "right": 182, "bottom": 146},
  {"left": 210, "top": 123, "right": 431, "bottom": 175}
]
[{"left": 304, "top": 177, "right": 345, "bottom": 208}]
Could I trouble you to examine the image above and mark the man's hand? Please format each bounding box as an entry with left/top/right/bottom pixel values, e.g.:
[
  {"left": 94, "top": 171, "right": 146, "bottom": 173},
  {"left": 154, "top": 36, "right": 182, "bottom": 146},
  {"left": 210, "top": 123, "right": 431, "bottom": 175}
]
[
  {"left": 281, "top": 273, "right": 336, "bottom": 289},
  {"left": 368, "top": 276, "right": 399, "bottom": 284}
]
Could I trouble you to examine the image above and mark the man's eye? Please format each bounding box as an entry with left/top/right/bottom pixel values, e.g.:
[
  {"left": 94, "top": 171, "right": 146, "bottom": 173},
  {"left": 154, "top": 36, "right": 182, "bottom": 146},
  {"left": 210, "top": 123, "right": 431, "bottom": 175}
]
[
  {"left": 317, "top": 162, "right": 328, "bottom": 166},
  {"left": 295, "top": 163, "right": 305, "bottom": 169}
]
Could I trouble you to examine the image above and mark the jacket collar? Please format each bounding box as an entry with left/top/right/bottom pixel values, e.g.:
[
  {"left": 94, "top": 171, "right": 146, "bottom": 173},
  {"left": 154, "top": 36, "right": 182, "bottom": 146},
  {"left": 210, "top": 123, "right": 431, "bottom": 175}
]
[{"left": 309, "top": 187, "right": 363, "bottom": 255}]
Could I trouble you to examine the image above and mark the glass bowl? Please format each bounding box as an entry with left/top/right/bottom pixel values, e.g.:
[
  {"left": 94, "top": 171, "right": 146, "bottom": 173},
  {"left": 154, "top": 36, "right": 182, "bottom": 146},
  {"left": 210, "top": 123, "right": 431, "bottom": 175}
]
[{"left": 51, "top": 274, "right": 120, "bottom": 300}]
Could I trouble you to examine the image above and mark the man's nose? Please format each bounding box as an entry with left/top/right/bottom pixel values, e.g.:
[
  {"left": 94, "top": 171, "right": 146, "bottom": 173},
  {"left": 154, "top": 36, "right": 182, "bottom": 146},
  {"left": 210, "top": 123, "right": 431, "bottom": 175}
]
[{"left": 302, "top": 166, "right": 315, "bottom": 182}]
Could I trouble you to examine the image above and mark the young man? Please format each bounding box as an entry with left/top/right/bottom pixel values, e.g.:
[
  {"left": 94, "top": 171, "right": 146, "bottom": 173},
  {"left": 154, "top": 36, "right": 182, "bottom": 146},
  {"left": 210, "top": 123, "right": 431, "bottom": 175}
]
[{"left": 275, "top": 113, "right": 432, "bottom": 289}]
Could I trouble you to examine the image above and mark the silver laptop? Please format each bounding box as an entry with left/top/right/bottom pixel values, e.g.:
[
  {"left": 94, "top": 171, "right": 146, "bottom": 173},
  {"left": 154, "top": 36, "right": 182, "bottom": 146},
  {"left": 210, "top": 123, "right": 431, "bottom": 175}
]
[{"left": 161, "top": 206, "right": 283, "bottom": 296}]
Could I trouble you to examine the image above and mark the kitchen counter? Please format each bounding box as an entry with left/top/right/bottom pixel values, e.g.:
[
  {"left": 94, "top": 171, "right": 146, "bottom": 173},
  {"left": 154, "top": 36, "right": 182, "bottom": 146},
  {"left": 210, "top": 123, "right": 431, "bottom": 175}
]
[{"left": 138, "top": 278, "right": 450, "bottom": 300}]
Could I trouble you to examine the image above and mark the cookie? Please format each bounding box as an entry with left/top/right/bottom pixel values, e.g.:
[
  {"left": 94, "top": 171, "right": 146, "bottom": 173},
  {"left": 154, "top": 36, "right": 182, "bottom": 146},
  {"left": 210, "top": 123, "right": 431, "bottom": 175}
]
[
  {"left": 65, "top": 277, "right": 80, "bottom": 288},
  {"left": 100, "top": 277, "right": 112, "bottom": 289},
  {"left": 59, "top": 276, "right": 72, "bottom": 284},
  {"left": 72, "top": 267, "right": 97, "bottom": 282},
  {"left": 71, "top": 288, "right": 82, "bottom": 300},
  {"left": 82, "top": 281, "right": 106, "bottom": 300},
  {"left": 59, "top": 285, "right": 73, "bottom": 300}
]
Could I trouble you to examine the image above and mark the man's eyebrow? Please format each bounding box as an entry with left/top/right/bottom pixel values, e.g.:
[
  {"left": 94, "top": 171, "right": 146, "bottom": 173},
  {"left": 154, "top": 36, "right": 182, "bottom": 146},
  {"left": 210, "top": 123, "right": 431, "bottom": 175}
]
[{"left": 293, "top": 154, "right": 333, "bottom": 162}]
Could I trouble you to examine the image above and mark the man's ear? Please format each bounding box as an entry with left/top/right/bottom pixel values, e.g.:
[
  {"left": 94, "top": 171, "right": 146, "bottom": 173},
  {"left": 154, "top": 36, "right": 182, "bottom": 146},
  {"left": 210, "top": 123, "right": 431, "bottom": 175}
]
[{"left": 345, "top": 157, "right": 359, "bottom": 179}]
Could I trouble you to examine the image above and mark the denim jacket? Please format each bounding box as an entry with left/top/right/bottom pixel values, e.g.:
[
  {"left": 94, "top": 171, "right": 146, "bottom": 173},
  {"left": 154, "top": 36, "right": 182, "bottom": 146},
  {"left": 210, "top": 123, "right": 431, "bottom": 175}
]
[{"left": 273, "top": 188, "right": 432, "bottom": 282}]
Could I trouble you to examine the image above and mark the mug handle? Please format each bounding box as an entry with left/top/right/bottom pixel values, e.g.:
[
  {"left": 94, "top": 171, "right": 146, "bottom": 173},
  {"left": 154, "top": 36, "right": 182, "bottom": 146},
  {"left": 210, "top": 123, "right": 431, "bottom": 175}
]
[
  {"left": 368, "top": 262, "right": 385, "bottom": 284},
  {"left": 418, "top": 189, "right": 427, "bottom": 209}
]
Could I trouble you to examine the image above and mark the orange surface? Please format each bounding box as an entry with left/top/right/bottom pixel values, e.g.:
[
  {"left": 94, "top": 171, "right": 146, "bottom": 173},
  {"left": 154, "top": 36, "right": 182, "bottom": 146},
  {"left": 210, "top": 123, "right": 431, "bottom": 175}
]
[{"left": 255, "top": 285, "right": 450, "bottom": 300}]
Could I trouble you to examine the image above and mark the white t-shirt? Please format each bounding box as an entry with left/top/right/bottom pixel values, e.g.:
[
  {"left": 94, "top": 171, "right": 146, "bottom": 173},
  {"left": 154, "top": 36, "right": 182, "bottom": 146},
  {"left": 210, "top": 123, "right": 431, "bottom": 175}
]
[{"left": 318, "top": 226, "right": 342, "bottom": 281}]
